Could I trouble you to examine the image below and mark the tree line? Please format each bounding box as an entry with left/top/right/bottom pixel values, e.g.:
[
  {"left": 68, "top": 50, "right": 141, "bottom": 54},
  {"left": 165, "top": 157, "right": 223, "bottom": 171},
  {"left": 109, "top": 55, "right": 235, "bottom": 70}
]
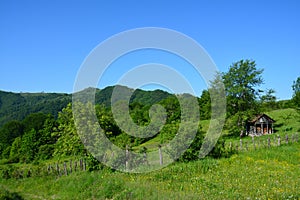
[{"left": 0, "top": 59, "right": 299, "bottom": 166}]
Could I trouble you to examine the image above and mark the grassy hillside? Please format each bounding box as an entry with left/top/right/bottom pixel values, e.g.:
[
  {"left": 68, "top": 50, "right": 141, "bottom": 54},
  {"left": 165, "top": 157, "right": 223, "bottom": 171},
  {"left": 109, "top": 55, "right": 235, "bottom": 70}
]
[
  {"left": 266, "top": 108, "right": 300, "bottom": 134},
  {"left": 137, "top": 108, "right": 300, "bottom": 152},
  {"left": 1, "top": 142, "right": 299, "bottom": 199}
]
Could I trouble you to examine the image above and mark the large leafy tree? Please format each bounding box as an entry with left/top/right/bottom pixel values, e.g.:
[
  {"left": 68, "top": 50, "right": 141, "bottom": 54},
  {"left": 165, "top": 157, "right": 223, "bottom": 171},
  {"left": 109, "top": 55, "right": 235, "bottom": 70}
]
[
  {"left": 292, "top": 76, "right": 300, "bottom": 108},
  {"left": 22, "top": 113, "right": 49, "bottom": 133},
  {"left": 0, "top": 120, "right": 23, "bottom": 157},
  {"left": 0, "top": 120, "right": 24, "bottom": 148},
  {"left": 223, "top": 59, "right": 264, "bottom": 135},
  {"left": 53, "top": 103, "right": 85, "bottom": 157}
]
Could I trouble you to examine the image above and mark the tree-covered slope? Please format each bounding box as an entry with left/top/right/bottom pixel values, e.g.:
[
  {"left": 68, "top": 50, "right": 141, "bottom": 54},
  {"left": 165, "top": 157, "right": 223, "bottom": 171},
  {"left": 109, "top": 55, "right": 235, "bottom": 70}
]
[
  {"left": 0, "top": 86, "right": 173, "bottom": 128},
  {"left": 0, "top": 91, "right": 71, "bottom": 127}
]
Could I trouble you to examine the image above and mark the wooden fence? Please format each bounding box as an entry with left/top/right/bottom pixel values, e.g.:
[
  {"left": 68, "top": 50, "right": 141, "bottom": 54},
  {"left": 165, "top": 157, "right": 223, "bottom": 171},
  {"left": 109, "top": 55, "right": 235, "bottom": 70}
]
[
  {"left": 3, "top": 133, "right": 298, "bottom": 179},
  {"left": 46, "top": 159, "right": 87, "bottom": 176},
  {"left": 227, "top": 133, "right": 299, "bottom": 152}
]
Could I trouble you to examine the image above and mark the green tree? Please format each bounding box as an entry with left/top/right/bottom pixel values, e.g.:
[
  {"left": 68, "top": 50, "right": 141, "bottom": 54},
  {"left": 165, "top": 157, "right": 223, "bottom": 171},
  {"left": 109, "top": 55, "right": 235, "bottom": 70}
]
[
  {"left": 0, "top": 120, "right": 24, "bottom": 155},
  {"left": 36, "top": 115, "right": 58, "bottom": 160},
  {"left": 198, "top": 90, "right": 211, "bottom": 120},
  {"left": 159, "top": 96, "right": 180, "bottom": 123},
  {"left": 22, "top": 113, "right": 48, "bottom": 133},
  {"left": 292, "top": 76, "right": 300, "bottom": 108},
  {"left": 223, "top": 59, "right": 264, "bottom": 136},
  {"left": 20, "top": 129, "right": 39, "bottom": 163},
  {"left": 9, "top": 137, "right": 22, "bottom": 162},
  {"left": 53, "top": 103, "right": 85, "bottom": 157},
  {"left": 260, "top": 88, "right": 277, "bottom": 110}
]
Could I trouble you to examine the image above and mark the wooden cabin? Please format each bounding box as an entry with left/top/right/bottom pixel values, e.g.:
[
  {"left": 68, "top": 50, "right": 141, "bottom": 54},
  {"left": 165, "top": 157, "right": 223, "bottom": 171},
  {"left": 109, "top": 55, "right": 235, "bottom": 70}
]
[{"left": 246, "top": 114, "right": 275, "bottom": 136}]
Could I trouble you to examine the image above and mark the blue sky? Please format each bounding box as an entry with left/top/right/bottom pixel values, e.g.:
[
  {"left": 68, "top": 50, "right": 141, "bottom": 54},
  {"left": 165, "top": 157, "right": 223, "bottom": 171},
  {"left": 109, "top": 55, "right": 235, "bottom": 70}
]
[{"left": 0, "top": 0, "right": 299, "bottom": 100}]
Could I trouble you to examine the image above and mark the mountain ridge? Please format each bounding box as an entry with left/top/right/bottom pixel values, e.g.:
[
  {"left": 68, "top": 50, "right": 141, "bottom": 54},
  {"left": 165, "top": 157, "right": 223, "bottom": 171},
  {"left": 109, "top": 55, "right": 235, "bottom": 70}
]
[{"left": 0, "top": 85, "right": 173, "bottom": 127}]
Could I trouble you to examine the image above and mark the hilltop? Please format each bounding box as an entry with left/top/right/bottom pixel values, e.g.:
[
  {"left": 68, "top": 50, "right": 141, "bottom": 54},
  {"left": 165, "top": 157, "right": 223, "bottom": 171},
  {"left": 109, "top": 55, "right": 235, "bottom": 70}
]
[{"left": 0, "top": 86, "right": 172, "bottom": 128}]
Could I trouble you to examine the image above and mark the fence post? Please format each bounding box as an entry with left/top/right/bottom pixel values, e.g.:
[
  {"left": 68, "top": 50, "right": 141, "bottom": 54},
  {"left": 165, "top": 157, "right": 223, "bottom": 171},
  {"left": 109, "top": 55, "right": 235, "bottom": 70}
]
[
  {"left": 80, "top": 159, "right": 83, "bottom": 171},
  {"left": 69, "top": 160, "right": 72, "bottom": 173},
  {"left": 64, "top": 162, "right": 68, "bottom": 175},
  {"left": 125, "top": 145, "right": 129, "bottom": 171},
  {"left": 285, "top": 135, "right": 289, "bottom": 144},
  {"left": 229, "top": 141, "right": 232, "bottom": 151},
  {"left": 245, "top": 141, "right": 248, "bottom": 151},
  {"left": 143, "top": 152, "right": 148, "bottom": 165},
  {"left": 267, "top": 137, "right": 271, "bottom": 148},
  {"left": 158, "top": 145, "right": 163, "bottom": 166},
  {"left": 277, "top": 135, "right": 281, "bottom": 146},
  {"left": 56, "top": 163, "right": 60, "bottom": 176}
]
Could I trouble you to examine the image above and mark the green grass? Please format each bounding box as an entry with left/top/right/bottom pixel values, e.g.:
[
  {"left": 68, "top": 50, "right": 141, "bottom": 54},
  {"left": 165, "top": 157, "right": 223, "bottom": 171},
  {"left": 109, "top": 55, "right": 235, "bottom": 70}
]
[
  {"left": 266, "top": 108, "right": 300, "bottom": 134},
  {"left": 1, "top": 142, "right": 299, "bottom": 199},
  {"left": 1, "top": 108, "right": 299, "bottom": 199}
]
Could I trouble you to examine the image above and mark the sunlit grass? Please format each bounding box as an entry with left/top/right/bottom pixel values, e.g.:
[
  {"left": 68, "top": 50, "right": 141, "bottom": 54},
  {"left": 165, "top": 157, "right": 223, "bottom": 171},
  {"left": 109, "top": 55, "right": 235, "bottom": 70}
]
[{"left": 1, "top": 142, "right": 299, "bottom": 199}]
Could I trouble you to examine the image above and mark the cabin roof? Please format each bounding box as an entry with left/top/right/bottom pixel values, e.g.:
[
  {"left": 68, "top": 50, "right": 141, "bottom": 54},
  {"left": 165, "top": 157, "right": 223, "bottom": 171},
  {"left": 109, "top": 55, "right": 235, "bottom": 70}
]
[{"left": 249, "top": 114, "right": 275, "bottom": 123}]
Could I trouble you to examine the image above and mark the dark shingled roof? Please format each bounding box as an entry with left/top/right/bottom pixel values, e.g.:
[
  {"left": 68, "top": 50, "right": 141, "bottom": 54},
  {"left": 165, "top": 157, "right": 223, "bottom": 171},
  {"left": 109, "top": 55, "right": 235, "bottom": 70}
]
[{"left": 249, "top": 114, "right": 275, "bottom": 123}]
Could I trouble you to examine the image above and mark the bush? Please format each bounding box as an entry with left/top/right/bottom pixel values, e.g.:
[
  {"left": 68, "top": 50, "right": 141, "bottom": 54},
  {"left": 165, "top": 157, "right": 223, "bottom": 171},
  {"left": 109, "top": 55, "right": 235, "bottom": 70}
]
[
  {"left": 36, "top": 144, "right": 54, "bottom": 160},
  {"left": 1, "top": 147, "right": 11, "bottom": 159},
  {"left": 204, "top": 136, "right": 238, "bottom": 159},
  {"left": 0, "top": 186, "right": 23, "bottom": 200},
  {"left": 0, "top": 165, "right": 14, "bottom": 179}
]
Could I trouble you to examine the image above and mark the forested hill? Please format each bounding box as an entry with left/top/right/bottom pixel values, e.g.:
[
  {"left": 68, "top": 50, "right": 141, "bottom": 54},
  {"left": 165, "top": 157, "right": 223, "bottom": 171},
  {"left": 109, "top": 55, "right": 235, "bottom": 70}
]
[
  {"left": 0, "top": 91, "right": 71, "bottom": 127},
  {"left": 0, "top": 86, "right": 172, "bottom": 128}
]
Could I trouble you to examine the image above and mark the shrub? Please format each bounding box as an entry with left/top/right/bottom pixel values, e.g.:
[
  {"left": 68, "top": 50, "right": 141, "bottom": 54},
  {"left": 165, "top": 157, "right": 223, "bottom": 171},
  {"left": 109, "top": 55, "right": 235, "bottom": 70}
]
[{"left": 0, "top": 186, "right": 23, "bottom": 200}]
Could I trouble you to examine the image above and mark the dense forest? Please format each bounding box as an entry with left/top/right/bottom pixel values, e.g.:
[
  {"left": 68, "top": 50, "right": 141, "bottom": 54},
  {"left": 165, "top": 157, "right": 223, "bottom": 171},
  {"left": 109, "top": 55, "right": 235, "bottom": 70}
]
[{"left": 0, "top": 59, "right": 299, "bottom": 168}]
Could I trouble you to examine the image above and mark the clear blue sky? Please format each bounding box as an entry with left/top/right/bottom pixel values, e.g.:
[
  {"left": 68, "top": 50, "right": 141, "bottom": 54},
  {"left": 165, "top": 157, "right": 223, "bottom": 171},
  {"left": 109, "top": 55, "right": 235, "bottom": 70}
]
[{"left": 0, "top": 0, "right": 299, "bottom": 100}]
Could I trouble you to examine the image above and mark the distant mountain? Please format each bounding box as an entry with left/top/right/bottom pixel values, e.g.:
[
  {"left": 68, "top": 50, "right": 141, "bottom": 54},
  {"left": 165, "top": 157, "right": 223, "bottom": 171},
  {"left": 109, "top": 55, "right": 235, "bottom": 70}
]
[{"left": 0, "top": 86, "right": 173, "bottom": 127}]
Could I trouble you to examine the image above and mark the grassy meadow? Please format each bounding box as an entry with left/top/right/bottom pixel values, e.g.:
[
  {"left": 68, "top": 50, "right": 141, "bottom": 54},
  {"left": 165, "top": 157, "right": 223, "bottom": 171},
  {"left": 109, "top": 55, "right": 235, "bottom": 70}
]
[
  {"left": 1, "top": 108, "right": 299, "bottom": 199},
  {"left": 1, "top": 142, "right": 299, "bottom": 199}
]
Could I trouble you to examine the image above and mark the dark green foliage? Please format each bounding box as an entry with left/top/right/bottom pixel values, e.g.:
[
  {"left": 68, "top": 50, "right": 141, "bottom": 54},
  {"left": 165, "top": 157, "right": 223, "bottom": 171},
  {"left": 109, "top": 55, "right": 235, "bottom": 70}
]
[
  {"left": 0, "top": 186, "right": 23, "bottom": 200},
  {"left": 86, "top": 153, "right": 103, "bottom": 172},
  {"left": 94, "top": 85, "right": 172, "bottom": 108},
  {"left": 0, "top": 120, "right": 23, "bottom": 149},
  {"left": 8, "top": 137, "right": 22, "bottom": 163},
  {"left": 0, "top": 91, "right": 71, "bottom": 128},
  {"left": 0, "top": 71, "right": 297, "bottom": 168},
  {"left": 1, "top": 147, "right": 11, "bottom": 159},
  {"left": 223, "top": 59, "right": 264, "bottom": 136},
  {"left": 178, "top": 127, "right": 204, "bottom": 162},
  {"left": 130, "top": 88, "right": 172, "bottom": 106},
  {"left": 208, "top": 137, "right": 235, "bottom": 158},
  {"left": 22, "top": 113, "right": 49, "bottom": 133},
  {"left": 292, "top": 76, "right": 300, "bottom": 108},
  {"left": 53, "top": 103, "right": 85, "bottom": 157},
  {"left": 223, "top": 59, "right": 264, "bottom": 116},
  {"left": 198, "top": 90, "right": 211, "bottom": 120},
  {"left": 0, "top": 113, "right": 57, "bottom": 162},
  {"left": 0, "top": 86, "right": 172, "bottom": 129},
  {"left": 159, "top": 96, "right": 180, "bottom": 123},
  {"left": 276, "top": 99, "right": 294, "bottom": 109}
]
